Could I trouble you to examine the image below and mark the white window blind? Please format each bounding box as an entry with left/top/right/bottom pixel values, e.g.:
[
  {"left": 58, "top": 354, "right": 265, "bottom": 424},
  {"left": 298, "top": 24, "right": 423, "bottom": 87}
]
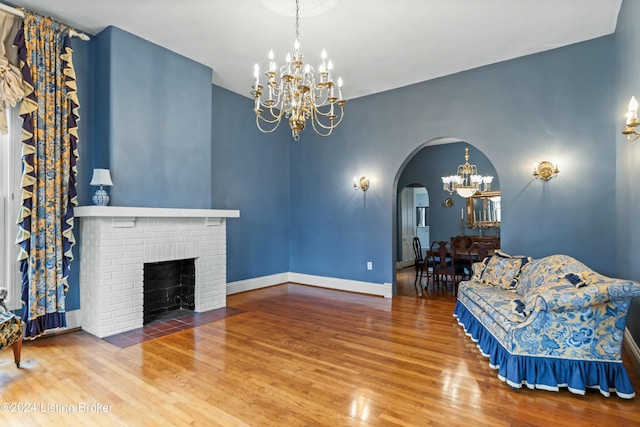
[{"left": 1, "top": 107, "right": 23, "bottom": 310}]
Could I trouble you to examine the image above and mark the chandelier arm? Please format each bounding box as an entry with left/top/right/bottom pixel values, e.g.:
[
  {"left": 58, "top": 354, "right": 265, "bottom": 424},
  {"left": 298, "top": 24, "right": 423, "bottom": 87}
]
[
  {"left": 310, "top": 104, "right": 344, "bottom": 130},
  {"left": 255, "top": 114, "right": 283, "bottom": 134},
  {"left": 259, "top": 85, "right": 283, "bottom": 107},
  {"left": 256, "top": 98, "right": 286, "bottom": 123},
  {"left": 257, "top": 101, "right": 282, "bottom": 117},
  {"left": 312, "top": 104, "right": 338, "bottom": 118},
  {"left": 310, "top": 86, "right": 332, "bottom": 106},
  {"left": 309, "top": 110, "right": 344, "bottom": 137},
  {"left": 256, "top": 109, "right": 285, "bottom": 125},
  {"left": 255, "top": 97, "right": 285, "bottom": 119},
  {"left": 309, "top": 114, "right": 335, "bottom": 137}
]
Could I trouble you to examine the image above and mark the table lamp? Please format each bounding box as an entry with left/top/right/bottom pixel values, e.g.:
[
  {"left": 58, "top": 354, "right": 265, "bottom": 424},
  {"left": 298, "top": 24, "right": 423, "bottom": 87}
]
[{"left": 90, "top": 168, "right": 113, "bottom": 206}]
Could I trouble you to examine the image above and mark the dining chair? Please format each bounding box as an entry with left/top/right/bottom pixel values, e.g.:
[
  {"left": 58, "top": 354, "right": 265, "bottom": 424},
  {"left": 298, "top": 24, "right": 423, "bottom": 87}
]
[
  {"left": 413, "top": 237, "right": 430, "bottom": 295},
  {"left": 451, "top": 235, "right": 473, "bottom": 250},
  {"left": 430, "top": 240, "right": 464, "bottom": 295}
]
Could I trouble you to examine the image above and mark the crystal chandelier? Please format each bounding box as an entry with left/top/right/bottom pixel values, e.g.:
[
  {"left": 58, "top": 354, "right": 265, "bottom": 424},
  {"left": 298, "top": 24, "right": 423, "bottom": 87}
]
[
  {"left": 251, "top": 0, "right": 346, "bottom": 141},
  {"left": 442, "top": 144, "right": 493, "bottom": 198}
]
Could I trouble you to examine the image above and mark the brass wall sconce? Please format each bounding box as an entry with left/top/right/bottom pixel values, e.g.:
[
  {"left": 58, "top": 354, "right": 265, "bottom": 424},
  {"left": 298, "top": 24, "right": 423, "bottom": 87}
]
[
  {"left": 622, "top": 96, "right": 640, "bottom": 141},
  {"left": 353, "top": 176, "right": 370, "bottom": 191},
  {"left": 533, "top": 161, "right": 559, "bottom": 181}
]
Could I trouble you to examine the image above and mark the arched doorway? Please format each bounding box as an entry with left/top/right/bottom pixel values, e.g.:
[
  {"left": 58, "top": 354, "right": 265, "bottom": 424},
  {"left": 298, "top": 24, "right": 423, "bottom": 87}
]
[{"left": 392, "top": 139, "right": 500, "bottom": 296}]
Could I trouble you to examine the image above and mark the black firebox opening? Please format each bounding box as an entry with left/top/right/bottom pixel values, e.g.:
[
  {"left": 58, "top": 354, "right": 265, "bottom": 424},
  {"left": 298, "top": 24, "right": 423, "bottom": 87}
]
[{"left": 143, "top": 258, "right": 195, "bottom": 325}]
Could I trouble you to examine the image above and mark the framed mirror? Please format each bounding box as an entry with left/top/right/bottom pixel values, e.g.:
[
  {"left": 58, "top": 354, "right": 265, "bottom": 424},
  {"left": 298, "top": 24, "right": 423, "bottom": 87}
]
[{"left": 467, "top": 191, "right": 500, "bottom": 229}]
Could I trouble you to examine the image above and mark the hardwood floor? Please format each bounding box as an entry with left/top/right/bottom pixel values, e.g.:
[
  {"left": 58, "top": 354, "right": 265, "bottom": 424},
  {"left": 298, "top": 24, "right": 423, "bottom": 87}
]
[{"left": 0, "top": 273, "right": 639, "bottom": 426}]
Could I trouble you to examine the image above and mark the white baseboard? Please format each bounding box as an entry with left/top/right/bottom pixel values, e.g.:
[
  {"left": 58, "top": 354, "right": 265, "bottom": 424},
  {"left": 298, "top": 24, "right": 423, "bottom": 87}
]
[
  {"left": 624, "top": 327, "right": 640, "bottom": 378},
  {"left": 226, "top": 272, "right": 290, "bottom": 295},
  {"left": 288, "top": 272, "right": 392, "bottom": 298},
  {"left": 65, "top": 309, "right": 82, "bottom": 329},
  {"left": 226, "top": 272, "right": 393, "bottom": 298}
]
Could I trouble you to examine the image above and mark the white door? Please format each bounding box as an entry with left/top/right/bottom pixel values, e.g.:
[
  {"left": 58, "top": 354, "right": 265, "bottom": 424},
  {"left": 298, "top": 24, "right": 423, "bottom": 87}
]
[
  {"left": 414, "top": 187, "right": 430, "bottom": 252},
  {"left": 399, "top": 187, "right": 416, "bottom": 267}
]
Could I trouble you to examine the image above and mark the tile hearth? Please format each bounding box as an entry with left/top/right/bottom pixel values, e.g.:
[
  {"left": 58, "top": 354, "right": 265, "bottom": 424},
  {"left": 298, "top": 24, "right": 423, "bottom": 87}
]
[{"left": 102, "top": 306, "right": 244, "bottom": 348}]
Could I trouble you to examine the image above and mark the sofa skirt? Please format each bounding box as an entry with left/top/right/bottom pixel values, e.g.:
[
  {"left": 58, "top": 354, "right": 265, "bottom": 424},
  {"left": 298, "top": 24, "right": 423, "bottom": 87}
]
[{"left": 453, "top": 301, "right": 635, "bottom": 399}]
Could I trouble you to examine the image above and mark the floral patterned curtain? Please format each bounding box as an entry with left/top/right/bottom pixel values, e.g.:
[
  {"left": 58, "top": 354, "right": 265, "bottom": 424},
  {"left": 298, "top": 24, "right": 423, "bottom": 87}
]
[
  {"left": 15, "top": 12, "right": 79, "bottom": 339},
  {"left": 0, "top": 10, "right": 24, "bottom": 134}
]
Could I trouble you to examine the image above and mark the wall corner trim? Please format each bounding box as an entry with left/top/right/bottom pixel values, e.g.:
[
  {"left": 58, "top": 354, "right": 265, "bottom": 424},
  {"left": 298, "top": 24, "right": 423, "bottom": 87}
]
[{"left": 226, "top": 272, "right": 392, "bottom": 298}]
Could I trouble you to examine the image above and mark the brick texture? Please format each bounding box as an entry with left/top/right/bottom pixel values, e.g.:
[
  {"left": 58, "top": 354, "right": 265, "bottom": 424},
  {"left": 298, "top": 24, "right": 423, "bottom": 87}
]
[{"left": 79, "top": 216, "right": 227, "bottom": 338}]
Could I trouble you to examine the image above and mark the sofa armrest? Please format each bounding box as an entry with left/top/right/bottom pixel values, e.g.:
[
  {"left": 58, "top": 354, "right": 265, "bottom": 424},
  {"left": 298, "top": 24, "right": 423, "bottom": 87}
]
[{"left": 525, "top": 278, "right": 640, "bottom": 312}]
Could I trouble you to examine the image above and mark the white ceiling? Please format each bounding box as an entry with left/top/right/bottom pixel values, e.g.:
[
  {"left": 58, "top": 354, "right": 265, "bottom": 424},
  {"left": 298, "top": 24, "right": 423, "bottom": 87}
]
[{"left": 6, "top": 0, "right": 623, "bottom": 100}]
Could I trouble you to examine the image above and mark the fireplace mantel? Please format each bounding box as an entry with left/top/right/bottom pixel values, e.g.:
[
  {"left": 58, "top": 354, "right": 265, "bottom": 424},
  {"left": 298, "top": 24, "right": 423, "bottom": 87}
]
[{"left": 75, "top": 206, "right": 240, "bottom": 219}]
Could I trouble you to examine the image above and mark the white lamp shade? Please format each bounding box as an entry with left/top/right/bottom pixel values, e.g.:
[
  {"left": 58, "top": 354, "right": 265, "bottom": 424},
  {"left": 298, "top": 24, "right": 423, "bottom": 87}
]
[
  {"left": 90, "top": 168, "right": 113, "bottom": 186},
  {"left": 456, "top": 188, "right": 476, "bottom": 198}
]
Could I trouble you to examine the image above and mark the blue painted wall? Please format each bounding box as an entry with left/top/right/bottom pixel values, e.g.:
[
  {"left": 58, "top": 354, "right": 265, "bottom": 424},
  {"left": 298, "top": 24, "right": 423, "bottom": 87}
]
[
  {"left": 65, "top": 36, "right": 95, "bottom": 311},
  {"left": 97, "top": 26, "right": 213, "bottom": 208},
  {"left": 289, "top": 35, "right": 615, "bottom": 289},
  {"left": 615, "top": 0, "right": 640, "bottom": 345},
  {"left": 396, "top": 141, "right": 500, "bottom": 259},
  {"left": 92, "top": 25, "right": 111, "bottom": 174},
  {"left": 67, "top": 23, "right": 619, "bottom": 311},
  {"left": 210, "top": 85, "right": 290, "bottom": 282},
  {"left": 67, "top": 26, "right": 215, "bottom": 310}
]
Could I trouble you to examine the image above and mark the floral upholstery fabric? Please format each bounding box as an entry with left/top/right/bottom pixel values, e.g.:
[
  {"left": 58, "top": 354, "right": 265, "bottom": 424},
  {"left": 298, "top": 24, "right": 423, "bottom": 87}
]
[
  {"left": 515, "top": 254, "right": 592, "bottom": 297},
  {"left": 0, "top": 312, "right": 23, "bottom": 351},
  {"left": 454, "top": 254, "right": 640, "bottom": 398},
  {"left": 479, "top": 251, "right": 531, "bottom": 289}
]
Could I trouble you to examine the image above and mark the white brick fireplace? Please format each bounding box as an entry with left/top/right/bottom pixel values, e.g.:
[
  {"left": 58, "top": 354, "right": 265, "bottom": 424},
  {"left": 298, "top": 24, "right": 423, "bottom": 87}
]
[{"left": 75, "top": 206, "right": 239, "bottom": 338}]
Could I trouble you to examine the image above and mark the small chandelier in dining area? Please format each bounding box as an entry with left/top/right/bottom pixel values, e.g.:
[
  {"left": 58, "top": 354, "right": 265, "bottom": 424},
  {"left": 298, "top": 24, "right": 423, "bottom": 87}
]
[
  {"left": 442, "top": 144, "right": 493, "bottom": 198},
  {"left": 251, "top": 0, "right": 346, "bottom": 141}
]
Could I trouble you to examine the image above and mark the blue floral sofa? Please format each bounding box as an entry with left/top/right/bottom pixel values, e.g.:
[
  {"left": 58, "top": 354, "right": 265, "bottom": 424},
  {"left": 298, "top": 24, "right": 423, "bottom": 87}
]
[{"left": 453, "top": 253, "right": 640, "bottom": 398}]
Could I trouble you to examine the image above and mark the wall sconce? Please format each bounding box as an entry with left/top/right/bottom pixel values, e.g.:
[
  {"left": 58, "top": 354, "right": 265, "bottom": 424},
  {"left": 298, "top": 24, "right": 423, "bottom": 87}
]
[
  {"left": 622, "top": 96, "right": 640, "bottom": 141},
  {"left": 90, "top": 168, "right": 113, "bottom": 205},
  {"left": 533, "top": 161, "right": 559, "bottom": 181},
  {"left": 353, "top": 176, "right": 370, "bottom": 191}
]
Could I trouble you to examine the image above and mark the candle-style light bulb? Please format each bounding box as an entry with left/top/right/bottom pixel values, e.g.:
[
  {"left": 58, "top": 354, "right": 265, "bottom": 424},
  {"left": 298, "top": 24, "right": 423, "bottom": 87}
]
[
  {"left": 285, "top": 53, "right": 292, "bottom": 74},
  {"left": 253, "top": 64, "right": 260, "bottom": 90},
  {"left": 629, "top": 96, "right": 639, "bottom": 123},
  {"left": 337, "top": 77, "right": 343, "bottom": 100},
  {"left": 294, "top": 39, "right": 300, "bottom": 50},
  {"left": 268, "top": 50, "right": 275, "bottom": 73}
]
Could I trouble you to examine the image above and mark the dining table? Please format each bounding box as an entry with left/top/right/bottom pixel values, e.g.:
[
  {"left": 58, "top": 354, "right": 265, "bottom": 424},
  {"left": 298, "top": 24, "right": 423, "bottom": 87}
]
[{"left": 425, "top": 248, "right": 495, "bottom": 262}]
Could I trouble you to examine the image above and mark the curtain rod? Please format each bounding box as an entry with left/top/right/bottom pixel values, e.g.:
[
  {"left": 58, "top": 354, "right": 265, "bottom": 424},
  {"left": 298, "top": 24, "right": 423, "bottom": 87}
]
[{"left": 0, "top": 3, "right": 90, "bottom": 41}]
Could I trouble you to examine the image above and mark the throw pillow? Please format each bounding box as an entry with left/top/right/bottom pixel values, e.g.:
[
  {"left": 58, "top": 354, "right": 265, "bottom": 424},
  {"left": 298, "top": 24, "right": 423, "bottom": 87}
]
[{"left": 480, "top": 251, "right": 531, "bottom": 290}]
